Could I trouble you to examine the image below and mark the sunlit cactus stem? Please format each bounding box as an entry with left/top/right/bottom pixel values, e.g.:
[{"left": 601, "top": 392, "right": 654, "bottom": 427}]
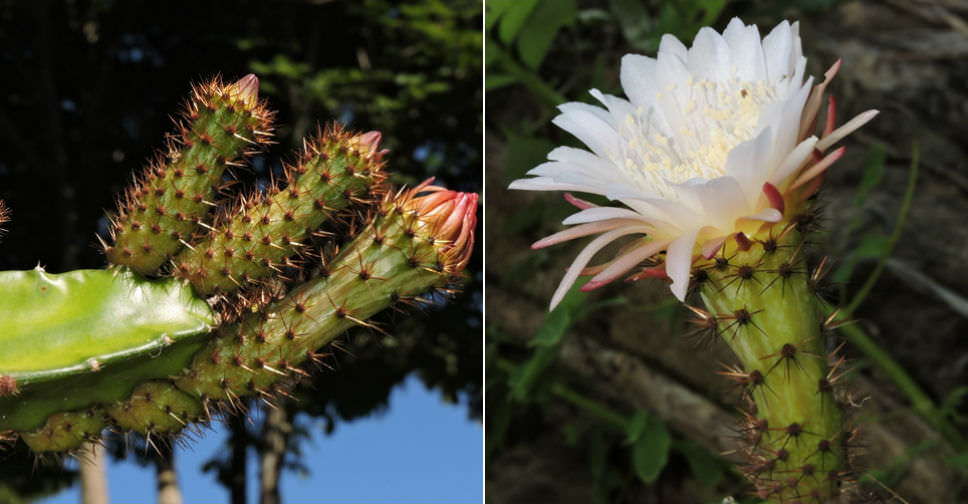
[
  {"left": 105, "top": 74, "right": 274, "bottom": 275},
  {"left": 174, "top": 125, "right": 387, "bottom": 295},
  {"left": 174, "top": 179, "right": 477, "bottom": 403}
]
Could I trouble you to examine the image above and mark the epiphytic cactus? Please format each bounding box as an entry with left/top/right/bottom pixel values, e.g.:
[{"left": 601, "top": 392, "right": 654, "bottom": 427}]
[{"left": 0, "top": 74, "right": 478, "bottom": 454}]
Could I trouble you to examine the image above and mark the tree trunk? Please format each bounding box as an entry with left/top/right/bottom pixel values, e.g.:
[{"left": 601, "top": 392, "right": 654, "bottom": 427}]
[
  {"left": 155, "top": 443, "right": 182, "bottom": 504},
  {"left": 259, "top": 404, "right": 292, "bottom": 504},
  {"left": 78, "top": 441, "right": 109, "bottom": 504}
]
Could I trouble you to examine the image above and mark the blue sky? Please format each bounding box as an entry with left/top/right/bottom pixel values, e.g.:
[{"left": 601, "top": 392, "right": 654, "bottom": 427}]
[{"left": 37, "top": 374, "right": 482, "bottom": 503}]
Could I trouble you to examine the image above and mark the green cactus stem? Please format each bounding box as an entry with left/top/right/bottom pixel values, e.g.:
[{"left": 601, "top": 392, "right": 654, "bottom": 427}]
[
  {"left": 105, "top": 74, "right": 274, "bottom": 275},
  {"left": 175, "top": 180, "right": 478, "bottom": 402},
  {"left": 173, "top": 125, "right": 386, "bottom": 296},
  {"left": 694, "top": 221, "right": 848, "bottom": 503},
  {"left": 18, "top": 409, "right": 107, "bottom": 453}
]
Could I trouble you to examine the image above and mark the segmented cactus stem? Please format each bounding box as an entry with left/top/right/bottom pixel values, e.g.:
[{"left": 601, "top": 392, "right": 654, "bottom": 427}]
[
  {"left": 173, "top": 124, "right": 387, "bottom": 296},
  {"left": 105, "top": 74, "right": 274, "bottom": 275}
]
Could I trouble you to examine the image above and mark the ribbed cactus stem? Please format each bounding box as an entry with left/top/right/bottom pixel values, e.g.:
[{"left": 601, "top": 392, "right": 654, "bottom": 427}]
[
  {"left": 175, "top": 180, "right": 477, "bottom": 401},
  {"left": 106, "top": 74, "right": 274, "bottom": 274},
  {"left": 697, "top": 228, "right": 846, "bottom": 502},
  {"left": 174, "top": 125, "right": 386, "bottom": 295}
]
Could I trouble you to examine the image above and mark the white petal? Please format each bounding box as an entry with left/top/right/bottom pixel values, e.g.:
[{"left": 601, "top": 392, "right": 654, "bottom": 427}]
[
  {"left": 770, "top": 79, "right": 813, "bottom": 169},
  {"left": 689, "top": 26, "right": 731, "bottom": 81},
  {"left": 689, "top": 177, "right": 751, "bottom": 232},
  {"left": 725, "top": 127, "right": 774, "bottom": 202},
  {"left": 590, "top": 89, "right": 636, "bottom": 122},
  {"left": 762, "top": 20, "right": 793, "bottom": 84},
  {"left": 552, "top": 107, "right": 619, "bottom": 159},
  {"left": 666, "top": 229, "right": 701, "bottom": 301},
  {"left": 658, "top": 33, "right": 688, "bottom": 61},
  {"left": 620, "top": 54, "right": 659, "bottom": 110},
  {"left": 723, "top": 20, "right": 765, "bottom": 82}
]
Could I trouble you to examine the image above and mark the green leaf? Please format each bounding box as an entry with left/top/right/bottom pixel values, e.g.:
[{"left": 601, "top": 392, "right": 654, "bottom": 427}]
[
  {"left": 497, "top": 0, "right": 539, "bottom": 45},
  {"left": 529, "top": 283, "right": 588, "bottom": 347},
  {"left": 854, "top": 144, "right": 887, "bottom": 207},
  {"left": 516, "top": 0, "right": 578, "bottom": 69},
  {"left": 504, "top": 130, "right": 556, "bottom": 182},
  {"left": 624, "top": 409, "right": 648, "bottom": 444},
  {"left": 485, "top": 0, "right": 513, "bottom": 31},
  {"left": 632, "top": 415, "right": 671, "bottom": 484},
  {"left": 853, "top": 233, "right": 893, "bottom": 259},
  {"left": 485, "top": 73, "right": 518, "bottom": 91},
  {"left": 507, "top": 345, "right": 557, "bottom": 401},
  {"left": 608, "top": 0, "right": 653, "bottom": 51},
  {"left": 677, "top": 440, "right": 723, "bottom": 486}
]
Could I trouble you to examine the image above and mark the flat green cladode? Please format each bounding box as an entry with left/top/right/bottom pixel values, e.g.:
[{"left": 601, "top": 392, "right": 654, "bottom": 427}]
[{"left": 0, "top": 268, "right": 215, "bottom": 432}]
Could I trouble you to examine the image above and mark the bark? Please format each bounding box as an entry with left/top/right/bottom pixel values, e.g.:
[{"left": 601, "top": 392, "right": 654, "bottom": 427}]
[
  {"left": 155, "top": 443, "right": 182, "bottom": 504},
  {"left": 78, "top": 442, "right": 109, "bottom": 504},
  {"left": 259, "top": 405, "right": 293, "bottom": 504}
]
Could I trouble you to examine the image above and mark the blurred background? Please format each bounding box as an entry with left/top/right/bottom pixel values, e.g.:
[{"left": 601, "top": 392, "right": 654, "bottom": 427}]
[
  {"left": 0, "top": 0, "right": 482, "bottom": 502},
  {"left": 485, "top": 0, "right": 968, "bottom": 502}
]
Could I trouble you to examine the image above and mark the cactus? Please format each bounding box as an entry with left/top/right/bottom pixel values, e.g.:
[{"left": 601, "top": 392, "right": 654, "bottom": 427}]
[
  {"left": 507, "top": 18, "right": 880, "bottom": 503},
  {"left": 105, "top": 74, "right": 274, "bottom": 275},
  {"left": 0, "top": 75, "right": 478, "bottom": 455},
  {"left": 695, "top": 223, "right": 849, "bottom": 502}
]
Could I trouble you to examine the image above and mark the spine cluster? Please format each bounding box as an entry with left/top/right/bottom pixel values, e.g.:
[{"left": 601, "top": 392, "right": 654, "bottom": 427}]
[{"left": 692, "top": 215, "right": 852, "bottom": 503}]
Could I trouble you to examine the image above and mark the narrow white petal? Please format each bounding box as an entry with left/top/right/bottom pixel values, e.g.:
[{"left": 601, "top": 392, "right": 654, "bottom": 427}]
[
  {"left": 508, "top": 177, "right": 589, "bottom": 193},
  {"left": 666, "top": 229, "right": 701, "bottom": 301},
  {"left": 549, "top": 225, "right": 651, "bottom": 310},
  {"left": 815, "top": 110, "right": 879, "bottom": 151},
  {"left": 532, "top": 219, "right": 642, "bottom": 249},
  {"left": 562, "top": 207, "right": 644, "bottom": 225},
  {"left": 585, "top": 238, "right": 670, "bottom": 290},
  {"left": 770, "top": 136, "right": 817, "bottom": 186}
]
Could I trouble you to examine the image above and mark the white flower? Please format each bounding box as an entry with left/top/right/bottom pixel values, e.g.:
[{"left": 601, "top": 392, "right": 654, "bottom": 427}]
[{"left": 510, "top": 17, "right": 878, "bottom": 309}]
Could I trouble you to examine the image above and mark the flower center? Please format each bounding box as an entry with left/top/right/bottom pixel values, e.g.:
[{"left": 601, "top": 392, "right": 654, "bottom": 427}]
[{"left": 614, "top": 75, "right": 777, "bottom": 199}]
